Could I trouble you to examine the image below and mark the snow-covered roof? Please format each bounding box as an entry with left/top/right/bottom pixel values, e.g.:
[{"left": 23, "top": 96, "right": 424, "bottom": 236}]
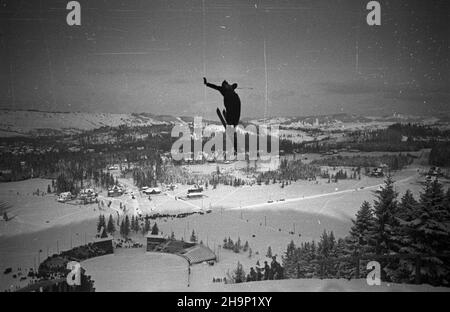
[
  {"left": 143, "top": 188, "right": 161, "bottom": 194},
  {"left": 94, "top": 236, "right": 113, "bottom": 243},
  {"left": 146, "top": 233, "right": 165, "bottom": 239},
  {"left": 80, "top": 188, "right": 95, "bottom": 193}
]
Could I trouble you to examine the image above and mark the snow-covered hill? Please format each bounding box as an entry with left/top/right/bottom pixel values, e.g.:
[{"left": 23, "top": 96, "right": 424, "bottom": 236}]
[
  {"left": 0, "top": 110, "right": 174, "bottom": 136},
  {"left": 248, "top": 113, "right": 443, "bottom": 131},
  {"left": 0, "top": 110, "right": 444, "bottom": 137}
]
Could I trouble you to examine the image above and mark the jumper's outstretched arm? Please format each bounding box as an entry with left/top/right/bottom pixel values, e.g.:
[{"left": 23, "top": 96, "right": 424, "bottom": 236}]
[{"left": 203, "top": 77, "right": 221, "bottom": 92}]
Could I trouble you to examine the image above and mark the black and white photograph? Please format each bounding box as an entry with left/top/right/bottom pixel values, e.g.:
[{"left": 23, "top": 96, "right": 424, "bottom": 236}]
[{"left": 0, "top": 0, "right": 450, "bottom": 295}]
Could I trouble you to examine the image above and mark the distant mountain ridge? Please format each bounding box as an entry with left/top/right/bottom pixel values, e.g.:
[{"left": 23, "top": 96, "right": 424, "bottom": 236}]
[
  {"left": 0, "top": 109, "right": 444, "bottom": 137},
  {"left": 0, "top": 110, "right": 170, "bottom": 137},
  {"left": 248, "top": 113, "right": 441, "bottom": 129}
]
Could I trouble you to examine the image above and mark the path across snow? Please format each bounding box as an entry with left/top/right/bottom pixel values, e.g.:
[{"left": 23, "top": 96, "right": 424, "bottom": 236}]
[{"left": 229, "top": 173, "right": 416, "bottom": 211}]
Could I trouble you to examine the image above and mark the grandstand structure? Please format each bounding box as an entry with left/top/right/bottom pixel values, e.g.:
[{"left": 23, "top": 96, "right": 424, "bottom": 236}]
[
  {"left": 0, "top": 200, "right": 12, "bottom": 220},
  {"left": 146, "top": 234, "right": 216, "bottom": 264},
  {"left": 181, "top": 245, "right": 216, "bottom": 264}
]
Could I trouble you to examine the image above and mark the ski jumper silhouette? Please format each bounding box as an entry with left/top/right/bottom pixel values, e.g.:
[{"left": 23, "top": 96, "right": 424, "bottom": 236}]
[{"left": 203, "top": 77, "right": 241, "bottom": 129}]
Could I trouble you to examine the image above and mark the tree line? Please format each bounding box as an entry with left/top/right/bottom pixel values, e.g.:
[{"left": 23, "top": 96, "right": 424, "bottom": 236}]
[
  {"left": 97, "top": 214, "right": 159, "bottom": 238},
  {"left": 429, "top": 142, "right": 450, "bottom": 167},
  {"left": 231, "top": 177, "right": 450, "bottom": 286},
  {"left": 312, "top": 154, "right": 413, "bottom": 171},
  {"left": 279, "top": 176, "right": 450, "bottom": 286}
]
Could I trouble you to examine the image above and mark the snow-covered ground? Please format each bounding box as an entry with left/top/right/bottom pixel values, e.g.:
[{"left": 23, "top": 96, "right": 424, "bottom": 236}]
[
  {"left": 0, "top": 110, "right": 169, "bottom": 136},
  {"left": 82, "top": 250, "right": 189, "bottom": 292},
  {"left": 210, "top": 278, "right": 450, "bottom": 292},
  {"left": 0, "top": 178, "right": 115, "bottom": 237},
  {"left": 0, "top": 164, "right": 442, "bottom": 291},
  {"left": 249, "top": 114, "right": 442, "bottom": 131},
  {"left": 82, "top": 249, "right": 450, "bottom": 292},
  {"left": 1, "top": 110, "right": 444, "bottom": 138}
]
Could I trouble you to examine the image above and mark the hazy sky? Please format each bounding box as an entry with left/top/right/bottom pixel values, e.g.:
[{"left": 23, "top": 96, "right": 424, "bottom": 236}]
[{"left": 0, "top": 0, "right": 448, "bottom": 118}]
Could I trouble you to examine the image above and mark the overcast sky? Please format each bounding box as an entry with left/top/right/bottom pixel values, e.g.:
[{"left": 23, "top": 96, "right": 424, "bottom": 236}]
[{"left": 0, "top": 0, "right": 448, "bottom": 118}]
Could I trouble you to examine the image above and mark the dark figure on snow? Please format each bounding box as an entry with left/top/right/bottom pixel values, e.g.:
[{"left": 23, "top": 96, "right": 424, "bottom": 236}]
[
  {"left": 249, "top": 267, "right": 257, "bottom": 282},
  {"left": 271, "top": 257, "right": 283, "bottom": 280},
  {"left": 256, "top": 267, "right": 263, "bottom": 281},
  {"left": 203, "top": 77, "right": 241, "bottom": 128},
  {"left": 263, "top": 261, "right": 271, "bottom": 280}
]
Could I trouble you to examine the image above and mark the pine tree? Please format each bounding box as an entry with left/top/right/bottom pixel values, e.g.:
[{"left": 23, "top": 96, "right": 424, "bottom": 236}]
[
  {"left": 97, "top": 215, "right": 106, "bottom": 233},
  {"left": 106, "top": 214, "right": 116, "bottom": 234},
  {"left": 233, "top": 241, "right": 240, "bottom": 253},
  {"left": 385, "top": 189, "right": 419, "bottom": 282},
  {"left": 100, "top": 227, "right": 108, "bottom": 238},
  {"left": 151, "top": 222, "right": 159, "bottom": 235},
  {"left": 282, "top": 240, "right": 298, "bottom": 278},
  {"left": 266, "top": 246, "right": 273, "bottom": 258},
  {"left": 134, "top": 217, "right": 140, "bottom": 233},
  {"left": 227, "top": 237, "right": 233, "bottom": 250},
  {"left": 143, "top": 217, "right": 151, "bottom": 235},
  {"left": 232, "top": 262, "right": 246, "bottom": 283},
  {"left": 398, "top": 179, "right": 450, "bottom": 286},
  {"left": 397, "top": 190, "right": 417, "bottom": 221},
  {"left": 310, "top": 241, "right": 316, "bottom": 258},
  {"left": 328, "top": 231, "right": 336, "bottom": 251},
  {"left": 335, "top": 238, "right": 353, "bottom": 278},
  {"left": 348, "top": 201, "right": 374, "bottom": 254},
  {"left": 318, "top": 230, "right": 330, "bottom": 258},
  {"left": 120, "top": 219, "right": 125, "bottom": 237},
  {"left": 190, "top": 230, "right": 197, "bottom": 242},
  {"left": 131, "top": 216, "right": 135, "bottom": 232},
  {"left": 445, "top": 188, "right": 450, "bottom": 208},
  {"left": 367, "top": 176, "right": 403, "bottom": 281},
  {"left": 243, "top": 241, "right": 249, "bottom": 252},
  {"left": 142, "top": 218, "right": 149, "bottom": 235},
  {"left": 370, "top": 176, "right": 399, "bottom": 255},
  {"left": 123, "top": 215, "right": 130, "bottom": 237}
]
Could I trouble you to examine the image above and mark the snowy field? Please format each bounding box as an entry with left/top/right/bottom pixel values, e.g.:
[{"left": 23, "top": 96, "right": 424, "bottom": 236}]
[
  {"left": 0, "top": 110, "right": 169, "bottom": 136},
  {"left": 82, "top": 250, "right": 189, "bottom": 292},
  {"left": 209, "top": 278, "right": 450, "bottom": 292},
  {"left": 82, "top": 249, "right": 450, "bottom": 292},
  {"left": 0, "top": 163, "right": 444, "bottom": 291},
  {"left": 0, "top": 178, "right": 113, "bottom": 237}
]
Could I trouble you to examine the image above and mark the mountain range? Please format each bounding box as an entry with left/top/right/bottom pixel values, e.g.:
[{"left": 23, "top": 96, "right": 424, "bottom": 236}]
[{"left": 0, "top": 109, "right": 444, "bottom": 137}]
